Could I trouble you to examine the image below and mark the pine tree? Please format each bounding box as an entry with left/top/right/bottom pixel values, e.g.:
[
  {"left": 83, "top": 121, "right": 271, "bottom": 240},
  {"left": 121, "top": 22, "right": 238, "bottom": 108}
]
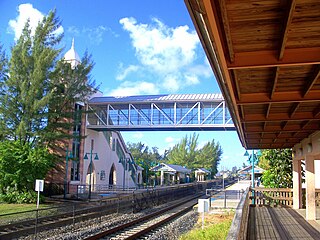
[
  {"left": 0, "top": 10, "right": 95, "bottom": 148},
  {"left": 166, "top": 133, "right": 222, "bottom": 174},
  {"left": 0, "top": 10, "right": 96, "bottom": 202}
]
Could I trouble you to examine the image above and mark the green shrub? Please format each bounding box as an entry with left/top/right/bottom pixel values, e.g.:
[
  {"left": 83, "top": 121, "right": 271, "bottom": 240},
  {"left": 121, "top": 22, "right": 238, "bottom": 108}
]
[{"left": 0, "top": 188, "right": 42, "bottom": 204}]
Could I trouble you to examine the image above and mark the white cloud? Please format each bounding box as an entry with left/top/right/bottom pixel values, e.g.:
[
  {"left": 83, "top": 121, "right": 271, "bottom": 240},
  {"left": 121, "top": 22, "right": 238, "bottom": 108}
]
[
  {"left": 120, "top": 17, "right": 199, "bottom": 73},
  {"left": 132, "top": 132, "right": 144, "bottom": 139},
  {"left": 185, "top": 74, "right": 200, "bottom": 85},
  {"left": 105, "top": 81, "right": 159, "bottom": 96},
  {"left": 8, "top": 3, "right": 63, "bottom": 41},
  {"left": 67, "top": 26, "right": 80, "bottom": 36},
  {"left": 165, "top": 137, "right": 175, "bottom": 143},
  {"left": 119, "top": 17, "right": 203, "bottom": 92},
  {"left": 83, "top": 25, "right": 107, "bottom": 45},
  {"left": 162, "top": 75, "right": 180, "bottom": 92},
  {"left": 67, "top": 25, "right": 117, "bottom": 45},
  {"left": 116, "top": 63, "right": 139, "bottom": 81}
]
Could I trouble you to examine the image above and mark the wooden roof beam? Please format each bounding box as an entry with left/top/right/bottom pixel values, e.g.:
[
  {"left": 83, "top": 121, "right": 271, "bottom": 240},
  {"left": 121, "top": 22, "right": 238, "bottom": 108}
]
[
  {"left": 290, "top": 103, "right": 300, "bottom": 118},
  {"left": 313, "top": 103, "right": 320, "bottom": 118},
  {"left": 266, "top": 103, "right": 272, "bottom": 119},
  {"left": 243, "top": 113, "right": 319, "bottom": 122},
  {"left": 227, "top": 48, "right": 320, "bottom": 70},
  {"left": 218, "top": 0, "right": 234, "bottom": 63},
  {"left": 270, "top": 67, "right": 280, "bottom": 99},
  {"left": 279, "top": 0, "right": 296, "bottom": 60},
  {"left": 245, "top": 123, "right": 319, "bottom": 132},
  {"left": 233, "top": 70, "right": 241, "bottom": 101},
  {"left": 237, "top": 91, "right": 320, "bottom": 105},
  {"left": 303, "top": 66, "right": 320, "bottom": 97},
  {"left": 281, "top": 121, "right": 289, "bottom": 130}
]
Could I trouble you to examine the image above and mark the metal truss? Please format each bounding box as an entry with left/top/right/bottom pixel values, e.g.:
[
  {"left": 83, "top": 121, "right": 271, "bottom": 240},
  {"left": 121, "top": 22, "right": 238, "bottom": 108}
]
[{"left": 86, "top": 94, "right": 235, "bottom": 131}]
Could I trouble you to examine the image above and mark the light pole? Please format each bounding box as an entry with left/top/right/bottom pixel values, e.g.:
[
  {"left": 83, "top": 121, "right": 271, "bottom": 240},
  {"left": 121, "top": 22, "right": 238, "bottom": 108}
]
[
  {"left": 64, "top": 146, "right": 73, "bottom": 199},
  {"left": 244, "top": 150, "right": 261, "bottom": 204},
  {"left": 84, "top": 140, "right": 99, "bottom": 199}
]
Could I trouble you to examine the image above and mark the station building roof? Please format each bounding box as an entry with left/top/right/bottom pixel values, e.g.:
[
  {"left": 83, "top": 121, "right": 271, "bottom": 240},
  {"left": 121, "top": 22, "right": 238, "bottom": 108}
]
[{"left": 151, "top": 163, "right": 191, "bottom": 174}]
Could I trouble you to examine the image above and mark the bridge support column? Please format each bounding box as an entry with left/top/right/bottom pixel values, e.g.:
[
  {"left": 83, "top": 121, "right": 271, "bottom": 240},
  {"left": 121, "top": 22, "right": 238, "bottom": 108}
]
[
  {"left": 305, "top": 155, "right": 316, "bottom": 220},
  {"left": 292, "top": 159, "right": 302, "bottom": 209}
]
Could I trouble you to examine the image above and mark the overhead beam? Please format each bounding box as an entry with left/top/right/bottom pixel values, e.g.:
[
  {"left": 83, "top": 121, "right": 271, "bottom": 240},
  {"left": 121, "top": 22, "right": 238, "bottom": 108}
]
[
  {"left": 266, "top": 103, "right": 272, "bottom": 119},
  {"left": 237, "top": 91, "right": 320, "bottom": 105},
  {"left": 290, "top": 103, "right": 300, "bottom": 118},
  {"left": 243, "top": 112, "right": 319, "bottom": 122},
  {"left": 218, "top": 0, "right": 234, "bottom": 62},
  {"left": 245, "top": 124, "right": 319, "bottom": 133},
  {"left": 303, "top": 67, "right": 320, "bottom": 97},
  {"left": 279, "top": 0, "right": 296, "bottom": 60},
  {"left": 313, "top": 103, "right": 320, "bottom": 118},
  {"left": 227, "top": 47, "right": 320, "bottom": 70},
  {"left": 270, "top": 67, "right": 280, "bottom": 99}
]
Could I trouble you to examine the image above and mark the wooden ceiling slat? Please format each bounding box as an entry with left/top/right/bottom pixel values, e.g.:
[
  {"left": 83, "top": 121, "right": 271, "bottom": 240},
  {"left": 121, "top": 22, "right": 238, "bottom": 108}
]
[
  {"left": 243, "top": 112, "right": 318, "bottom": 122},
  {"left": 314, "top": 103, "right": 320, "bottom": 117},
  {"left": 233, "top": 70, "right": 241, "bottom": 101},
  {"left": 290, "top": 102, "right": 300, "bottom": 118},
  {"left": 218, "top": 0, "right": 234, "bottom": 62},
  {"left": 270, "top": 67, "right": 280, "bottom": 99},
  {"left": 303, "top": 66, "right": 320, "bottom": 97},
  {"left": 228, "top": 47, "right": 320, "bottom": 69},
  {"left": 237, "top": 91, "right": 320, "bottom": 105},
  {"left": 266, "top": 103, "right": 272, "bottom": 118},
  {"left": 279, "top": 0, "right": 296, "bottom": 60}
]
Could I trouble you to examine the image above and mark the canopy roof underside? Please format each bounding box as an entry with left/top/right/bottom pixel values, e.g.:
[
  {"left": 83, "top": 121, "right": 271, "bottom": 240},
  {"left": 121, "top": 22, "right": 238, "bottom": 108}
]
[{"left": 185, "top": 0, "right": 320, "bottom": 149}]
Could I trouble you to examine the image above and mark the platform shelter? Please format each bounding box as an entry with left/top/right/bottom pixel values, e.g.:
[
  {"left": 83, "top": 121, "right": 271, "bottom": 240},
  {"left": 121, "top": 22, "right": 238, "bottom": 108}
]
[
  {"left": 151, "top": 163, "right": 191, "bottom": 185},
  {"left": 195, "top": 168, "right": 211, "bottom": 181}
]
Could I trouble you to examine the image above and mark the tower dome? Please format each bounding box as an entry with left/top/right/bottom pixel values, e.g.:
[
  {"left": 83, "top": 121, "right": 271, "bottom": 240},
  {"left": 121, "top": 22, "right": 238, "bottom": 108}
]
[{"left": 64, "top": 38, "right": 81, "bottom": 69}]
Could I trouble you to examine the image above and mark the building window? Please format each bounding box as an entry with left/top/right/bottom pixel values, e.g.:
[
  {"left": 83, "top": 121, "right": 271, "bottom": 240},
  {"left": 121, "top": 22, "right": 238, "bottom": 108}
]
[
  {"left": 100, "top": 170, "right": 106, "bottom": 180},
  {"left": 71, "top": 160, "right": 80, "bottom": 181},
  {"left": 112, "top": 138, "right": 116, "bottom": 151},
  {"left": 71, "top": 103, "right": 82, "bottom": 181}
]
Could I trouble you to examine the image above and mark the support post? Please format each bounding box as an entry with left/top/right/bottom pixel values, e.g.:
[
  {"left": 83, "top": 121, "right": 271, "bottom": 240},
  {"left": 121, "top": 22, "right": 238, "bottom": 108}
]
[
  {"left": 160, "top": 170, "right": 164, "bottom": 186},
  {"left": 292, "top": 159, "right": 302, "bottom": 209},
  {"left": 251, "top": 150, "right": 255, "bottom": 205},
  {"left": 305, "top": 155, "right": 316, "bottom": 220}
]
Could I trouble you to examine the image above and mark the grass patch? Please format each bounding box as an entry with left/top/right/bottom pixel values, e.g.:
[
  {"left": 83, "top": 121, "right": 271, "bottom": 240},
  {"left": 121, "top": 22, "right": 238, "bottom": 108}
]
[
  {"left": 179, "top": 211, "right": 234, "bottom": 240},
  {"left": 0, "top": 203, "right": 56, "bottom": 225},
  {"left": 0, "top": 203, "right": 43, "bottom": 214}
]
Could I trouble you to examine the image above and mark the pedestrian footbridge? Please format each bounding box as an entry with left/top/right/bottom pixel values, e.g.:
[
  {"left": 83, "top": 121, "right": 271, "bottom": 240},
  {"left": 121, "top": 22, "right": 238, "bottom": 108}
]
[{"left": 86, "top": 93, "right": 235, "bottom": 131}]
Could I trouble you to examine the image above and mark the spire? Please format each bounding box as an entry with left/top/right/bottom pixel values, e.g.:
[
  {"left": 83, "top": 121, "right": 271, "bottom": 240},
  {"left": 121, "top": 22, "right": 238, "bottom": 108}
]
[{"left": 64, "top": 38, "right": 81, "bottom": 69}]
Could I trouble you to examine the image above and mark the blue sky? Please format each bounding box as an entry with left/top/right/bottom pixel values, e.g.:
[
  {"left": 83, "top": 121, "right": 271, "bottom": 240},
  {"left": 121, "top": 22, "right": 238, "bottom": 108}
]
[{"left": 0, "top": 0, "right": 249, "bottom": 170}]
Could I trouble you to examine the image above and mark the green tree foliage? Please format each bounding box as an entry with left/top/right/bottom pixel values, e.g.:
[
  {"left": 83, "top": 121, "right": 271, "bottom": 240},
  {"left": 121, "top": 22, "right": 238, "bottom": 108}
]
[
  {"left": 0, "top": 11, "right": 95, "bottom": 148},
  {"left": 260, "top": 149, "right": 293, "bottom": 188},
  {"left": 0, "top": 10, "right": 95, "bottom": 202},
  {"left": 166, "top": 133, "right": 222, "bottom": 175},
  {"left": 127, "top": 142, "right": 161, "bottom": 181},
  {"left": 0, "top": 140, "right": 54, "bottom": 203}
]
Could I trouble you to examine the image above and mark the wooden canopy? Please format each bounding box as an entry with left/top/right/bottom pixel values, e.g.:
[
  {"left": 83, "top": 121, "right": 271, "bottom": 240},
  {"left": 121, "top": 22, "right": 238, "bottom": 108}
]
[{"left": 185, "top": 0, "right": 320, "bottom": 149}]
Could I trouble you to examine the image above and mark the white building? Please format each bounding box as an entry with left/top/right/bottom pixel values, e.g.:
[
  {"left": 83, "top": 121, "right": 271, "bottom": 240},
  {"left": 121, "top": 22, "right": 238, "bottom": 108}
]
[{"left": 48, "top": 40, "right": 142, "bottom": 195}]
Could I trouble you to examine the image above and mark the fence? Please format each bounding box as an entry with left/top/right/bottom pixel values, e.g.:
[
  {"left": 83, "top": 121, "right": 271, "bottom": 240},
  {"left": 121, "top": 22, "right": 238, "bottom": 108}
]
[{"left": 251, "top": 187, "right": 320, "bottom": 207}]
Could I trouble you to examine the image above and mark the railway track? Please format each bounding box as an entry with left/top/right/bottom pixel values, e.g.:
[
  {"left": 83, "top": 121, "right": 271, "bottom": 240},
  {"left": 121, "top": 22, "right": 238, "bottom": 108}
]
[
  {"left": 0, "top": 180, "right": 234, "bottom": 239},
  {"left": 83, "top": 194, "right": 204, "bottom": 240},
  {"left": 0, "top": 203, "right": 106, "bottom": 240}
]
